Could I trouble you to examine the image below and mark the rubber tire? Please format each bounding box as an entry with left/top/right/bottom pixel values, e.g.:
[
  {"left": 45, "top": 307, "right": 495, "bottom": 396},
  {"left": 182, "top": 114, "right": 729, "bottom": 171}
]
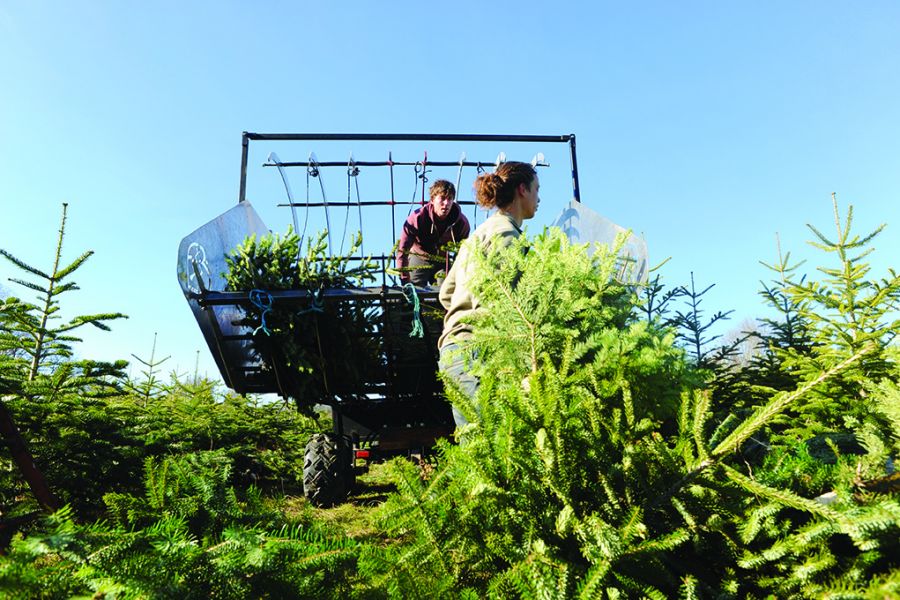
[{"left": 303, "top": 433, "right": 352, "bottom": 507}]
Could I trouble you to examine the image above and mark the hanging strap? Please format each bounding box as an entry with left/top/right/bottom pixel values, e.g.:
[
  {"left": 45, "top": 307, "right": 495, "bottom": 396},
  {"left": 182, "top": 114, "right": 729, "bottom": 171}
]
[
  {"left": 401, "top": 283, "right": 424, "bottom": 338},
  {"left": 269, "top": 152, "right": 304, "bottom": 261},
  {"left": 454, "top": 151, "right": 466, "bottom": 199},
  {"left": 348, "top": 155, "right": 365, "bottom": 256},
  {"left": 388, "top": 151, "right": 397, "bottom": 246},
  {"left": 420, "top": 150, "right": 429, "bottom": 205},
  {"left": 473, "top": 162, "right": 485, "bottom": 227},
  {"left": 309, "top": 152, "right": 333, "bottom": 256},
  {"left": 409, "top": 161, "right": 422, "bottom": 216}
]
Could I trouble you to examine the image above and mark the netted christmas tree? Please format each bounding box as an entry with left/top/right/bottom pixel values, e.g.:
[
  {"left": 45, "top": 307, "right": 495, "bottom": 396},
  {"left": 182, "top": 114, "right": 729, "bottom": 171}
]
[{"left": 224, "top": 228, "right": 381, "bottom": 412}]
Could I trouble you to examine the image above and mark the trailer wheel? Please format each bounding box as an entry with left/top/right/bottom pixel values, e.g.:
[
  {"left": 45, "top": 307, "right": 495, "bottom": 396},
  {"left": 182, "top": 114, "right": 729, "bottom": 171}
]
[{"left": 303, "top": 433, "right": 352, "bottom": 507}]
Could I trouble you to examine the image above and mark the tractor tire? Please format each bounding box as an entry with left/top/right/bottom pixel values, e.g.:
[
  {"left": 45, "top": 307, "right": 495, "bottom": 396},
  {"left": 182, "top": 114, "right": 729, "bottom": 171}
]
[{"left": 303, "top": 433, "right": 352, "bottom": 507}]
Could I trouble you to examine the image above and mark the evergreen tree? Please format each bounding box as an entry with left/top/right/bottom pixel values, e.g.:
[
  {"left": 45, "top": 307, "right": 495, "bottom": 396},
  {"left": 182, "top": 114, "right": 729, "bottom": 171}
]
[
  {"left": 224, "top": 228, "right": 380, "bottom": 412},
  {"left": 124, "top": 331, "right": 171, "bottom": 403},
  {"left": 0, "top": 203, "right": 126, "bottom": 511},
  {"left": 379, "top": 221, "right": 899, "bottom": 597},
  {"left": 0, "top": 452, "right": 364, "bottom": 599},
  {"left": 671, "top": 272, "right": 736, "bottom": 369}
]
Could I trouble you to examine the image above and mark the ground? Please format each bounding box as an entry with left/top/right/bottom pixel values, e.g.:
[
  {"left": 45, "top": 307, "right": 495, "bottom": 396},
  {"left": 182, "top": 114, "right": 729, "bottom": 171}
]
[{"left": 287, "top": 461, "right": 397, "bottom": 543}]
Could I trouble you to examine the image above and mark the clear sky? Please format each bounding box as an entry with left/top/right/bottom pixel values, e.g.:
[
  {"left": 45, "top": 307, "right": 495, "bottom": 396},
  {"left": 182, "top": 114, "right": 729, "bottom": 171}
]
[{"left": 2, "top": 1, "right": 899, "bottom": 383}]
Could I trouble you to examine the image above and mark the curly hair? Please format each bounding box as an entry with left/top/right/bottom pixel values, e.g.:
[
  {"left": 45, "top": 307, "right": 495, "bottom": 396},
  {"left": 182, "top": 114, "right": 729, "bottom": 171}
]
[{"left": 473, "top": 161, "right": 536, "bottom": 210}]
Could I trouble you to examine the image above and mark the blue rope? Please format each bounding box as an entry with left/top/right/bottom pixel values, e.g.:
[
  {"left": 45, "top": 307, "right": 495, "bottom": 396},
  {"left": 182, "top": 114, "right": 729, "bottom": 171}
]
[
  {"left": 249, "top": 289, "right": 273, "bottom": 336},
  {"left": 297, "top": 287, "right": 326, "bottom": 316},
  {"left": 402, "top": 283, "right": 424, "bottom": 338}
]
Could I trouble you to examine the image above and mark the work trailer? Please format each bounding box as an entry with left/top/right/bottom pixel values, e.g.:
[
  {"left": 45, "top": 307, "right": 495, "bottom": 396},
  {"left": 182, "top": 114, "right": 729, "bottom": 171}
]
[{"left": 177, "top": 133, "right": 584, "bottom": 505}]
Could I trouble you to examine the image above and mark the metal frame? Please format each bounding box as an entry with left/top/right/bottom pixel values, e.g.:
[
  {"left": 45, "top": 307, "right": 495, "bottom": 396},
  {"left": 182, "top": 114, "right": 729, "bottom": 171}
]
[
  {"left": 238, "top": 132, "right": 581, "bottom": 205},
  {"left": 188, "top": 132, "right": 584, "bottom": 465}
]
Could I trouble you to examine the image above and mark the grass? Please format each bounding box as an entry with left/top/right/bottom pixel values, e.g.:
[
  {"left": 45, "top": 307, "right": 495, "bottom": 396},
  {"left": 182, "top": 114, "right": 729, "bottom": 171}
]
[{"left": 287, "top": 461, "right": 398, "bottom": 543}]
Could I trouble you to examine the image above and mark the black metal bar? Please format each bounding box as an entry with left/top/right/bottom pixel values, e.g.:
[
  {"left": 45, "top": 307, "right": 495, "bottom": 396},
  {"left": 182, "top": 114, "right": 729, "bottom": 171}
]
[
  {"left": 568, "top": 134, "right": 581, "bottom": 203},
  {"left": 420, "top": 150, "right": 427, "bottom": 206},
  {"left": 389, "top": 151, "right": 397, "bottom": 248},
  {"left": 277, "top": 200, "right": 480, "bottom": 208},
  {"left": 200, "top": 304, "right": 236, "bottom": 389},
  {"left": 245, "top": 133, "right": 573, "bottom": 143},
  {"left": 239, "top": 132, "right": 250, "bottom": 204},
  {"left": 219, "top": 334, "right": 254, "bottom": 341},
  {"left": 194, "top": 287, "right": 439, "bottom": 306},
  {"left": 264, "top": 159, "right": 553, "bottom": 168},
  {"left": 380, "top": 287, "right": 396, "bottom": 402}
]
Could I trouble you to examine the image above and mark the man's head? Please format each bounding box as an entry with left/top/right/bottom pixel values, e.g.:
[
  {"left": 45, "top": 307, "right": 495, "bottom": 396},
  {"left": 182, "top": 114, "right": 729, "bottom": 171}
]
[{"left": 429, "top": 179, "right": 457, "bottom": 221}]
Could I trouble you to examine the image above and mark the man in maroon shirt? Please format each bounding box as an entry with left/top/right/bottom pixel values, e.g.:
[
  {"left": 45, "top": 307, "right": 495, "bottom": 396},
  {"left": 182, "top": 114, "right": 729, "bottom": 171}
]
[{"left": 396, "top": 180, "right": 471, "bottom": 286}]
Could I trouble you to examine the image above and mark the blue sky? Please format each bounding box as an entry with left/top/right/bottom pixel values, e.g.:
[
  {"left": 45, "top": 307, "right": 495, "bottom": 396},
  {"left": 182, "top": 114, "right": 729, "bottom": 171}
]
[{"left": 2, "top": 1, "right": 899, "bottom": 382}]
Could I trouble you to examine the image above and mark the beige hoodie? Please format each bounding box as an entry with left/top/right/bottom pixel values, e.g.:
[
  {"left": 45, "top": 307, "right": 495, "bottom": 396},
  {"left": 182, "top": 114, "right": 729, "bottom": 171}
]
[{"left": 437, "top": 212, "right": 523, "bottom": 350}]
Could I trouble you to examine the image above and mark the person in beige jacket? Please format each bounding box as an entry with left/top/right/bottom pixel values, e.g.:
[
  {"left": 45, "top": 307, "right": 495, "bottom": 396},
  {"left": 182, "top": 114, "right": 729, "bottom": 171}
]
[{"left": 438, "top": 161, "right": 541, "bottom": 427}]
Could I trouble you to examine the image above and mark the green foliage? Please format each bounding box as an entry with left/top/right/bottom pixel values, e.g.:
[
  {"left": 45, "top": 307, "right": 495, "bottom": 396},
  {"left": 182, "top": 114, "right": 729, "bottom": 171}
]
[
  {"left": 132, "top": 379, "right": 318, "bottom": 494},
  {"left": 0, "top": 453, "right": 364, "bottom": 599},
  {"left": 2, "top": 379, "right": 319, "bottom": 518},
  {"left": 638, "top": 273, "right": 683, "bottom": 326},
  {"left": 389, "top": 237, "right": 464, "bottom": 282},
  {"left": 123, "top": 332, "right": 171, "bottom": 403},
  {"left": 379, "top": 229, "right": 703, "bottom": 596},
  {"left": 377, "top": 220, "right": 900, "bottom": 597},
  {"left": 671, "top": 272, "right": 736, "bottom": 369},
  {"left": 224, "top": 228, "right": 382, "bottom": 411},
  {"left": 0, "top": 204, "right": 323, "bottom": 525},
  {"left": 463, "top": 227, "right": 690, "bottom": 423},
  {"left": 1, "top": 203, "right": 127, "bottom": 512},
  {"left": 750, "top": 196, "right": 899, "bottom": 443},
  {"left": 758, "top": 438, "right": 847, "bottom": 498},
  {"left": 225, "top": 228, "right": 377, "bottom": 292},
  {"left": 0, "top": 203, "right": 127, "bottom": 396},
  {"left": 3, "top": 196, "right": 898, "bottom": 598}
]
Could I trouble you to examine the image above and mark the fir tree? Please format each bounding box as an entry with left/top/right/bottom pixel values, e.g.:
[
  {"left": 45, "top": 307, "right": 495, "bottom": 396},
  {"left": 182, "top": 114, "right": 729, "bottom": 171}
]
[
  {"left": 0, "top": 203, "right": 126, "bottom": 511},
  {"left": 671, "top": 272, "right": 736, "bottom": 369},
  {"left": 224, "top": 228, "right": 380, "bottom": 412},
  {"left": 379, "top": 221, "right": 899, "bottom": 597},
  {"left": 124, "top": 331, "right": 171, "bottom": 404}
]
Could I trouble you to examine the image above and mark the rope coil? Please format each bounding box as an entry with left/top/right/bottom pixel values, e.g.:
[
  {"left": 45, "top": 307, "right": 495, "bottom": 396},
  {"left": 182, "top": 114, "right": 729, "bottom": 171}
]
[
  {"left": 401, "top": 283, "right": 424, "bottom": 338},
  {"left": 297, "top": 287, "right": 326, "bottom": 316},
  {"left": 249, "top": 289, "right": 273, "bottom": 336}
]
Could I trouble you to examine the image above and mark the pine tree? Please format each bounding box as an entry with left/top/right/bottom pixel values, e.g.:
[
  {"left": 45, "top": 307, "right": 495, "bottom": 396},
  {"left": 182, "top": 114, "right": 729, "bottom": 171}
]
[
  {"left": 124, "top": 331, "right": 171, "bottom": 403},
  {"left": 671, "top": 272, "right": 736, "bottom": 369},
  {"left": 0, "top": 203, "right": 126, "bottom": 511},
  {"left": 0, "top": 203, "right": 127, "bottom": 395},
  {"left": 224, "top": 228, "right": 380, "bottom": 412},
  {"left": 379, "top": 220, "right": 899, "bottom": 597},
  {"left": 0, "top": 452, "right": 364, "bottom": 599},
  {"left": 774, "top": 195, "right": 900, "bottom": 440}
]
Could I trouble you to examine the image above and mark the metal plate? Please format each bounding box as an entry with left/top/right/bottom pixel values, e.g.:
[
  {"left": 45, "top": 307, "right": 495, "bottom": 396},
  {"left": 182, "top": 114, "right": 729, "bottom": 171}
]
[
  {"left": 551, "top": 200, "right": 649, "bottom": 282},
  {"left": 176, "top": 201, "right": 270, "bottom": 390}
]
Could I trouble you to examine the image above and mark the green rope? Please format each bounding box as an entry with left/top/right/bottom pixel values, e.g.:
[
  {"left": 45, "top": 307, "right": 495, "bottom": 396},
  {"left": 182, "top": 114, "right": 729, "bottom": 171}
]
[
  {"left": 297, "top": 287, "right": 325, "bottom": 316},
  {"left": 402, "top": 283, "right": 424, "bottom": 338},
  {"left": 249, "top": 289, "right": 273, "bottom": 336}
]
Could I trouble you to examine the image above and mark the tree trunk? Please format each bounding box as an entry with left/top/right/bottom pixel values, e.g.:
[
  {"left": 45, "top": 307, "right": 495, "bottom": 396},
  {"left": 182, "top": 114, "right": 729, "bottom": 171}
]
[{"left": 0, "top": 401, "right": 59, "bottom": 511}]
